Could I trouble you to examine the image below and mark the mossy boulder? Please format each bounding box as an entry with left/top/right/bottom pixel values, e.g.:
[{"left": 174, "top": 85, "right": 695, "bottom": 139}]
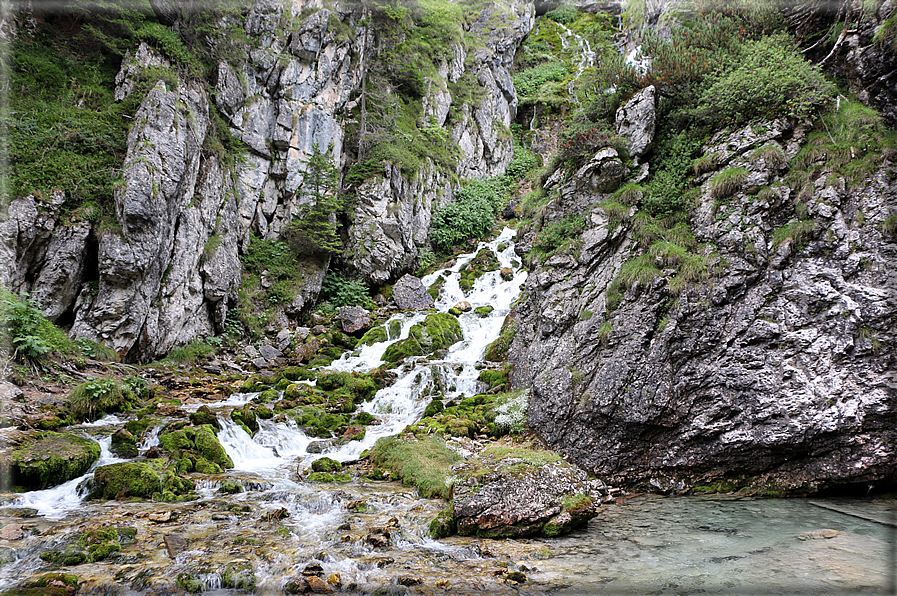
[
  {"left": 221, "top": 562, "right": 255, "bottom": 590},
  {"left": 474, "top": 306, "right": 494, "bottom": 317},
  {"left": 311, "top": 457, "right": 342, "bottom": 473},
  {"left": 358, "top": 325, "right": 387, "bottom": 346},
  {"left": 428, "top": 506, "right": 456, "bottom": 539},
  {"left": 90, "top": 462, "right": 162, "bottom": 500},
  {"left": 159, "top": 423, "right": 233, "bottom": 471},
  {"left": 231, "top": 406, "right": 258, "bottom": 436},
  {"left": 306, "top": 472, "right": 351, "bottom": 483},
  {"left": 189, "top": 405, "right": 219, "bottom": 429},
  {"left": 382, "top": 313, "right": 462, "bottom": 364},
  {"left": 1, "top": 432, "right": 100, "bottom": 490},
  {"left": 459, "top": 249, "right": 499, "bottom": 292},
  {"left": 110, "top": 429, "right": 138, "bottom": 458},
  {"left": 23, "top": 573, "right": 79, "bottom": 589}
]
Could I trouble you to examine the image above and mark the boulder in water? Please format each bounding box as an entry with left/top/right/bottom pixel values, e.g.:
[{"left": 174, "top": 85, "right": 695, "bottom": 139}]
[
  {"left": 0, "top": 431, "right": 100, "bottom": 490},
  {"left": 337, "top": 305, "right": 371, "bottom": 333},
  {"left": 450, "top": 443, "right": 599, "bottom": 538}
]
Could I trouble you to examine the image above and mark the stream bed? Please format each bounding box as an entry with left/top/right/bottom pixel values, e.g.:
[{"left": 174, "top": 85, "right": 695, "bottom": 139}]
[{"left": 0, "top": 228, "right": 893, "bottom": 594}]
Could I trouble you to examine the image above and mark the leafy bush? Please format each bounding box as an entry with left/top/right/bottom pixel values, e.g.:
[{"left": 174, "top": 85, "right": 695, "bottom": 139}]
[
  {"left": 513, "top": 61, "right": 570, "bottom": 100},
  {"left": 545, "top": 4, "right": 579, "bottom": 24},
  {"left": 0, "top": 289, "right": 72, "bottom": 361},
  {"left": 73, "top": 338, "right": 120, "bottom": 362},
  {"left": 505, "top": 144, "right": 539, "bottom": 179},
  {"left": 67, "top": 378, "right": 133, "bottom": 421},
  {"left": 531, "top": 215, "right": 586, "bottom": 255},
  {"left": 320, "top": 273, "right": 375, "bottom": 309},
  {"left": 692, "top": 34, "right": 834, "bottom": 126},
  {"left": 494, "top": 390, "right": 529, "bottom": 434},
  {"left": 429, "top": 178, "right": 509, "bottom": 252}
]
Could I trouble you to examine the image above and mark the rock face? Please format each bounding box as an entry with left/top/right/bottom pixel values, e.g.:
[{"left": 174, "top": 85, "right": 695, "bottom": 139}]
[
  {"left": 0, "top": 1, "right": 535, "bottom": 361},
  {"left": 615, "top": 85, "right": 656, "bottom": 159},
  {"left": 451, "top": 446, "right": 600, "bottom": 538},
  {"left": 509, "top": 119, "right": 897, "bottom": 493}
]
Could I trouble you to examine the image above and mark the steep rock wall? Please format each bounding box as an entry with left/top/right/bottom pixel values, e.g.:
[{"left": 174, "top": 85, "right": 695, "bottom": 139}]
[
  {"left": 509, "top": 119, "right": 896, "bottom": 492},
  {"left": 1, "top": 0, "right": 533, "bottom": 360}
]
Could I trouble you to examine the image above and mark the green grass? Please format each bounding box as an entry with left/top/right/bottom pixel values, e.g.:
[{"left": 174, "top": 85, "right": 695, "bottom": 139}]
[
  {"left": 709, "top": 167, "right": 749, "bottom": 200},
  {"left": 369, "top": 435, "right": 461, "bottom": 499},
  {"left": 67, "top": 378, "right": 134, "bottom": 421},
  {"left": 772, "top": 220, "right": 816, "bottom": 248},
  {"left": 164, "top": 340, "right": 216, "bottom": 366}
]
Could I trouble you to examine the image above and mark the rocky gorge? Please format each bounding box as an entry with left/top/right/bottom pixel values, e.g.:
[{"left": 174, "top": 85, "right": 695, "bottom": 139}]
[{"left": 0, "top": 0, "right": 896, "bottom": 594}]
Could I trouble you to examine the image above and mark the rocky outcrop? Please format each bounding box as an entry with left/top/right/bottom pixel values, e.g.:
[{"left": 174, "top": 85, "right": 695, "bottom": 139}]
[
  {"left": 615, "top": 85, "right": 656, "bottom": 159},
  {"left": 392, "top": 275, "right": 434, "bottom": 311},
  {"left": 450, "top": 445, "right": 602, "bottom": 538},
  {"left": 510, "top": 119, "right": 897, "bottom": 493}
]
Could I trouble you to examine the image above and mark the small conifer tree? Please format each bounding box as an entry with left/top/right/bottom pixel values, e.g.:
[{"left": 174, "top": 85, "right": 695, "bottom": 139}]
[{"left": 290, "top": 143, "right": 342, "bottom": 255}]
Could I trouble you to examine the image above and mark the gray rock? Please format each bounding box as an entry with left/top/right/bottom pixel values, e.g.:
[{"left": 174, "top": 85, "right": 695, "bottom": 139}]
[
  {"left": 276, "top": 329, "right": 292, "bottom": 351},
  {"left": 259, "top": 344, "right": 282, "bottom": 360},
  {"left": 338, "top": 306, "right": 371, "bottom": 334},
  {"left": 392, "top": 275, "right": 434, "bottom": 311},
  {"left": 453, "top": 301, "right": 472, "bottom": 312},
  {"left": 251, "top": 357, "right": 270, "bottom": 370},
  {"left": 452, "top": 452, "right": 598, "bottom": 538},
  {"left": 615, "top": 85, "right": 656, "bottom": 159},
  {"left": 573, "top": 148, "right": 625, "bottom": 193},
  {"left": 244, "top": 345, "right": 261, "bottom": 359}
]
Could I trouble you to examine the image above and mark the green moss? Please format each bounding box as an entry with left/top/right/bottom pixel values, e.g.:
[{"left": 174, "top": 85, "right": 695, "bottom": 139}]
[
  {"left": 231, "top": 406, "right": 258, "bottom": 435},
  {"left": 311, "top": 457, "right": 342, "bottom": 473},
  {"left": 358, "top": 325, "right": 387, "bottom": 346},
  {"left": 305, "top": 472, "right": 351, "bottom": 483},
  {"left": 90, "top": 462, "right": 162, "bottom": 500},
  {"left": 39, "top": 545, "right": 87, "bottom": 567},
  {"left": 188, "top": 405, "right": 219, "bottom": 429},
  {"left": 177, "top": 573, "right": 203, "bottom": 593},
  {"left": 110, "top": 430, "right": 138, "bottom": 458},
  {"left": 381, "top": 337, "right": 424, "bottom": 363},
  {"left": 222, "top": 563, "right": 256, "bottom": 591},
  {"left": 8, "top": 433, "right": 101, "bottom": 490},
  {"left": 369, "top": 435, "right": 460, "bottom": 499},
  {"left": 458, "top": 249, "right": 500, "bottom": 292},
  {"left": 478, "top": 369, "right": 507, "bottom": 389},
  {"left": 218, "top": 480, "right": 244, "bottom": 494},
  {"left": 428, "top": 506, "right": 456, "bottom": 539},
  {"left": 193, "top": 425, "right": 234, "bottom": 469},
  {"left": 23, "top": 573, "right": 79, "bottom": 589},
  {"left": 473, "top": 306, "right": 494, "bottom": 317}
]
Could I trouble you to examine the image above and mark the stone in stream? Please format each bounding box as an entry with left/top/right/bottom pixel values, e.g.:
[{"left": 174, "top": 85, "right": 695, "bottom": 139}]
[
  {"left": 449, "top": 443, "right": 599, "bottom": 538},
  {"left": 392, "top": 274, "right": 434, "bottom": 310},
  {"left": 453, "top": 300, "right": 472, "bottom": 312},
  {"left": 163, "top": 533, "right": 187, "bottom": 558},
  {"left": 0, "top": 431, "right": 101, "bottom": 490}
]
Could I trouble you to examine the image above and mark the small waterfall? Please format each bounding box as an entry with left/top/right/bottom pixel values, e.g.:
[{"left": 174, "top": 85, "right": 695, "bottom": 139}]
[{"left": 12, "top": 436, "right": 126, "bottom": 520}]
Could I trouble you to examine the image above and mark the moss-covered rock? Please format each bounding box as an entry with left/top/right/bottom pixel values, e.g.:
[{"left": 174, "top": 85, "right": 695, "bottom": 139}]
[
  {"left": 90, "top": 462, "right": 162, "bottom": 500},
  {"left": 189, "top": 405, "right": 219, "bottom": 429},
  {"left": 231, "top": 406, "right": 258, "bottom": 435},
  {"left": 382, "top": 313, "right": 463, "bottom": 364},
  {"left": 222, "top": 562, "right": 255, "bottom": 590},
  {"left": 474, "top": 306, "right": 494, "bottom": 317},
  {"left": 23, "top": 573, "right": 79, "bottom": 589},
  {"left": 306, "top": 472, "right": 351, "bottom": 483},
  {"left": 110, "top": 429, "right": 138, "bottom": 458},
  {"left": 428, "top": 506, "right": 456, "bottom": 539},
  {"left": 158, "top": 423, "right": 233, "bottom": 471},
  {"left": 358, "top": 325, "right": 387, "bottom": 346},
  {"left": 311, "top": 457, "right": 342, "bottom": 473},
  {"left": 459, "top": 249, "right": 499, "bottom": 292},
  {"left": 177, "top": 573, "right": 203, "bottom": 593},
  {"left": 2, "top": 432, "right": 101, "bottom": 490}
]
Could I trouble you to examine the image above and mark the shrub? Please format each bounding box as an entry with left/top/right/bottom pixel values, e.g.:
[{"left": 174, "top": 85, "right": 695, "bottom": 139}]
[
  {"left": 709, "top": 167, "right": 749, "bottom": 200},
  {"left": 531, "top": 215, "right": 586, "bottom": 254},
  {"left": 429, "top": 177, "right": 509, "bottom": 252},
  {"left": 0, "top": 289, "right": 72, "bottom": 361},
  {"left": 68, "top": 378, "right": 133, "bottom": 421},
  {"left": 319, "top": 273, "right": 375, "bottom": 309},
  {"left": 73, "top": 337, "right": 120, "bottom": 362},
  {"left": 513, "top": 61, "right": 570, "bottom": 101},
  {"left": 692, "top": 33, "right": 834, "bottom": 126},
  {"left": 545, "top": 4, "right": 579, "bottom": 24},
  {"left": 505, "top": 144, "right": 539, "bottom": 179},
  {"left": 554, "top": 124, "right": 628, "bottom": 171},
  {"left": 369, "top": 435, "right": 461, "bottom": 499}
]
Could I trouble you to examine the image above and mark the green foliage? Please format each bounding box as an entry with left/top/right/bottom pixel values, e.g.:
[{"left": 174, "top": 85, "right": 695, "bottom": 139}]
[
  {"left": 429, "top": 177, "right": 510, "bottom": 252},
  {"left": 881, "top": 214, "right": 897, "bottom": 234},
  {"left": 484, "top": 318, "right": 517, "bottom": 362},
  {"left": 67, "top": 378, "right": 134, "bottom": 421},
  {"left": 513, "top": 61, "right": 570, "bottom": 101},
  {"left": 545, "top": 4, "right": 579, "bottom": 24},
  {"left": 164, "top": 340, "right": 216, "bottom": 366},
  {"left": 319, "top": 272, "right": 375, "bottom": 309},
  {"left": 504, "top": 144, "right": 540, "bottom": 179},
  {"left": 641, "top": 129, "right": 705, "bottom": 219},
  {"left": 554, "top": 123, "right": 628, "bottom": 172},
  {"left": 692, "top": 34, "right": 834, "bottom": 125},
  {"left": 0, "top": 289, "right": 73, "bottom": 361},
  {"left": 709, "top": 167, "right": 749, "bottom": 200},
  {"left": 531, "top": 215, "right": 586, "bottom": 255},
  {"left": 73, "top": 337, "right": 120, "bottom": 362},
  {"left": 772, "top": 220, "right": 816, "bottom": 248},
  {"left": 290, "top": 144, "right": 343, "bottom": 256},
  {"left": 369, "top": 435, "right": 461, "bottom": 499}
]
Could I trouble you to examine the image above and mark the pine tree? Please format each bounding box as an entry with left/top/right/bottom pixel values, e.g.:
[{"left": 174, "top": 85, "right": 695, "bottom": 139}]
[{"left": 290, "top": 143, "right": 342, "bottom": 255}]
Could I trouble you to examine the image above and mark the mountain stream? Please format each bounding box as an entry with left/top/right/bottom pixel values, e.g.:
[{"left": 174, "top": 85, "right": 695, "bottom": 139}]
[{"left": 0, "top": 228, "right": 893, "bottom": 594}]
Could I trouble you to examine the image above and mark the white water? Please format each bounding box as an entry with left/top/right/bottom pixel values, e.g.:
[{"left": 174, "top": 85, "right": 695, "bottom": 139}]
[
  {"left": 555, "top": 22, "right": 595, "bottom": 104},
  {"left": 12, "top": 436, "right": 126, "bottom": 520}
]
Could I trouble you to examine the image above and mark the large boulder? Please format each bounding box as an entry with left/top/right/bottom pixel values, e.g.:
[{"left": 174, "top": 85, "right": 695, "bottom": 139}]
[
  {"left": 392, "top": 275, "right": 434, "bottom": 310},
  {"left": 450, "top": 444, "right": 599, "bottom": 538},
  {"left": 382, "top": 313, "right": 462, "bottom": 363},
  {"left": 337, "top": 306, "right": 371, "bottom": 334},
  {"left": 0, "top": 432, "right": 100, "bottom": 491}
]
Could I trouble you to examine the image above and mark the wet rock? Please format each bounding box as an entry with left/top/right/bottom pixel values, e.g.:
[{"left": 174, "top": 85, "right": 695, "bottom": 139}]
[
  {"left": 428, "top": 507, "right": 456, "bottom": 539},
  {"left": 0, "top": 432, "right": 101, "bottom": 490},
  {"left": 615, "top": 85, "right": 656, "bottom": 159},
  {"left": 0, "top": 507, "right": 37, "bottom": 518},
  {"left": 285, "top": 577, "right": 309, "bottom": 593},
  {"left": 189, "top": 405, "right": 219, "bottom": 430},
  {"left": 148, "top": 510, "right": 172, "bottom": 523},
  {"left": 245, "top": 345, "right": 261, "bottom": 359},
  {"left": 155, "top": 402, "right": 184, "bottom": 417},
  {"left": 392, "top": 275, "right": 434, "bottom": 310},
  {"left": 337, "top": 306, "right": 371, "bottom": 334},
  {"left": 311, "top": 324, "right": 327, "bottom": 335},
  {"left": 381, "top": 313, "right": 462, "bottom": 363},
  {"left": 451, "top": 445, "right": 598, "bottom": 538},
  {"left": 90, "top": 462, "right": 162, "bottom": 500},
  {"left": 222, "top": 562, "right": 255, "bottom": 590},
  {"left": 163, "top": 533, "right": 187, "bottom": 558},
  {"left": 453, "top": 301, "right": 472, "bottom": 312},
  {"left": 0, "top": 523, "right": 24, "bottom": 540},
  {"left": 302, "top": 562, "right": 324, "bottom": 576},
  {"left": 306, "top": 440, "right": 334, "bottom": 454},
  {"left": 110, "top": 429, "right": 138, "bottom": 458},
  {"left": 305, "top": 575, "right": 333, "bottom": 593},
  {"left": 276, "top": 329, "right": 292, "bottom": 351},
  {"left": 311, "top": 457, "right": 341, "bottom": 473},
  {"left": 500, "top": 267, "right": 514, "bottom": 281}
]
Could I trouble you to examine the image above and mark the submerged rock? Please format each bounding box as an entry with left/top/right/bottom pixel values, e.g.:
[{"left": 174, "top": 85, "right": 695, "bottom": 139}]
[{"left": 450, "top": 444, "right": 598, "bottom": 538}]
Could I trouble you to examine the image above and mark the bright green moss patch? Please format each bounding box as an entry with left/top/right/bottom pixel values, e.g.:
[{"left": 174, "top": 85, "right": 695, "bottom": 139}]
[
  {"left": 369, "top": 435, "right": 461, "bottom": 499},
  {"left": 311, "top": 457, "right": 342, "bottom": 473},
  {"left": 305, "top": 472, "right": 351, "bottom": 483},
  {"left": 358, "top": 325, "right": 387, "bottom": 346},
  {"left": 6, "top": 433, "right": 100, "bottom": 490},
  {"left": 459, "top": 249, "right": 500, "bottom": 292}
]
